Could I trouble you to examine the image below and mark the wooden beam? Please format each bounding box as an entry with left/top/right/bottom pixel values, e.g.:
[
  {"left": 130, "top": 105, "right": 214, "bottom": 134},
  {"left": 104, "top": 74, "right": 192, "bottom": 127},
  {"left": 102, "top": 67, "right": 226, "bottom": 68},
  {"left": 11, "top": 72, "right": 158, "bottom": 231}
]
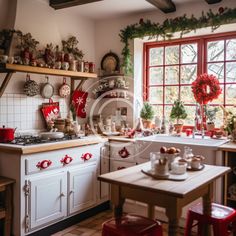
[
  {"left": 205, "top": 0, "right": 222, "bottom": 4},
  {"left": 0, "top": 72, "right": 14, "bottom": 97},
  {"left": 49, "top": 0, "right": 103, "bottom": 10},
  {"left": 146, "top": 0, "right": 176, "bottom": 13}
]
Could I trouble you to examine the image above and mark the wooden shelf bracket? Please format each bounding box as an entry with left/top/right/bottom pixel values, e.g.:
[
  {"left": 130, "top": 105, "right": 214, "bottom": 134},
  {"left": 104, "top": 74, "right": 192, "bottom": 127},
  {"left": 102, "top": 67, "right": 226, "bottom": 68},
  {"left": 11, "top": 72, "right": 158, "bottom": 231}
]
[{"left": 0, "top": 72, "right": 14, "bottom": 97}]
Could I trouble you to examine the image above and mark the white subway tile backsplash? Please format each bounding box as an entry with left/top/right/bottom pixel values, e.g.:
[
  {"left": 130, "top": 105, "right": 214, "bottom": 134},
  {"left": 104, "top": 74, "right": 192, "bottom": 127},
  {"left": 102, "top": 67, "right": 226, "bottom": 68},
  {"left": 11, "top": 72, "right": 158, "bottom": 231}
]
[{"left": 0, "top": 94, "right": 70, "bottom": 131}]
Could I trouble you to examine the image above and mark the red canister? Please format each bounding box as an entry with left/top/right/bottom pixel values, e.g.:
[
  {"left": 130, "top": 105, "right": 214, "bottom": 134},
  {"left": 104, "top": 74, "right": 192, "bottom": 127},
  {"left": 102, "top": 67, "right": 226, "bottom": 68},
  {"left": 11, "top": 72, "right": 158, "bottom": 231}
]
[
  {"left": 0, "top": 126, "right": 16, "bottom": 143},
  {"left": 89, "top": 62, "right": 95, "bottom": 73}
]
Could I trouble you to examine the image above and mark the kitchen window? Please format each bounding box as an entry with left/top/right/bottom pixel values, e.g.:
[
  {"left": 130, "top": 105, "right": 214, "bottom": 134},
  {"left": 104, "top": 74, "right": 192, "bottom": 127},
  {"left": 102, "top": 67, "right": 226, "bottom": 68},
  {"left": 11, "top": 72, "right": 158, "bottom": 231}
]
[{"left": 144, "top": 33, "right": 236, "bottom": 125}]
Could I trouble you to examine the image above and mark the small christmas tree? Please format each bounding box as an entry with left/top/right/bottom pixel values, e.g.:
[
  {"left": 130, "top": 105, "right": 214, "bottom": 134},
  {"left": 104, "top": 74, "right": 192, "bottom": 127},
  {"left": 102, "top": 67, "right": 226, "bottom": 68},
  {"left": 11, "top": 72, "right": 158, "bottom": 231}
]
[
  {"left": 140, "top": 102, "right": 155, "bottom": 121},
  {"left": 170, "top": 100, "right": 187, "bottom": 124}
]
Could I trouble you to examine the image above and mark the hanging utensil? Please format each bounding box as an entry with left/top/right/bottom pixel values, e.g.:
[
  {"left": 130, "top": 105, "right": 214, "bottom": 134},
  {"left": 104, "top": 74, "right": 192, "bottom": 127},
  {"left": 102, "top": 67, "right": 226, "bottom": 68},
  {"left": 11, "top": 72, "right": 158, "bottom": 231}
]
[
  {"left": 23, "top": 74, "right": 40, "bottom": 97},
  {"left": 59, "top": 77, "right": 71, "bottom": 98},
  {"left": 41, "top": 75, "right": 54, "bottom": 99}
]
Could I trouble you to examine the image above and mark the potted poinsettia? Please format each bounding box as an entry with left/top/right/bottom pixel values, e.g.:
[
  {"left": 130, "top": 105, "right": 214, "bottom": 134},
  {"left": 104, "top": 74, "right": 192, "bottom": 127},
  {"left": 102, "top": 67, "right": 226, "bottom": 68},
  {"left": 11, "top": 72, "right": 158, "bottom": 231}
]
[
  {"left": 140, "top": 102, "right": 155, "bottom": 129},
  {"left": 170, "top": 100, "right": 187, "bottom": 133}
]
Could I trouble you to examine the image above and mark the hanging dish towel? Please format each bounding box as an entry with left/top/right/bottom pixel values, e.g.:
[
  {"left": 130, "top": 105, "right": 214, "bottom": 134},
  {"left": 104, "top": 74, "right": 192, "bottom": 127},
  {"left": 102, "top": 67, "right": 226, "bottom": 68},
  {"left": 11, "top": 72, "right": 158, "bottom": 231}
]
[{"left": 71, "top": 90, "right": 88, "bottom": 118}]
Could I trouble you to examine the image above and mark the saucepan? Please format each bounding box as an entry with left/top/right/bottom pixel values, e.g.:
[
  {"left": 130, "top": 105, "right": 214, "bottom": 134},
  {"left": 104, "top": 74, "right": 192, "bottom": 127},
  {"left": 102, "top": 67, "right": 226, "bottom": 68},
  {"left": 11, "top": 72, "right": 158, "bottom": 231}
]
[{"left": 0, "top": 126, "right": 16, "bottom": 142}]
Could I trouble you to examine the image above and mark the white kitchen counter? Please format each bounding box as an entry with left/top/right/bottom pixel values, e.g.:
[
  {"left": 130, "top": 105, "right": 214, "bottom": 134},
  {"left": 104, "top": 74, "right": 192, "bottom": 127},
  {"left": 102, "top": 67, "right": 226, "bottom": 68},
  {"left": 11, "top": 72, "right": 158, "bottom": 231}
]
[{"left": 0, "top": 135, "right": 108, "bottom": 154}]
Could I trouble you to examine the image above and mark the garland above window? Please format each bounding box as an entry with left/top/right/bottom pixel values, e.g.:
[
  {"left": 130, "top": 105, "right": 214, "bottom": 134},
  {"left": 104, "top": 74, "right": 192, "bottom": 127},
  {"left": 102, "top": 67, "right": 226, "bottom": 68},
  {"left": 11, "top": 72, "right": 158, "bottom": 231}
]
[{"left": 119, "top": 7, "right": 236, "bottom": 75}]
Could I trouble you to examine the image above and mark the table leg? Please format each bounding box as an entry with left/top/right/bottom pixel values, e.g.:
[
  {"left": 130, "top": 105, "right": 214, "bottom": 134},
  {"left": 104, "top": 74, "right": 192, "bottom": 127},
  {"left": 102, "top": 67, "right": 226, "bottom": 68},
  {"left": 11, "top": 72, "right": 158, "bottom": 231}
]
[
  {"left": 165, "top": 201, "right": 181, "bottom": 236},
  {"left": 110, "top": 185, "right": 125, "bottom": 218},
  {"left": 147, "top": 204, "right": 155, "bottom": 219},
  {"left": 202, "top": 183, "right": 213, "bottom": 236}
]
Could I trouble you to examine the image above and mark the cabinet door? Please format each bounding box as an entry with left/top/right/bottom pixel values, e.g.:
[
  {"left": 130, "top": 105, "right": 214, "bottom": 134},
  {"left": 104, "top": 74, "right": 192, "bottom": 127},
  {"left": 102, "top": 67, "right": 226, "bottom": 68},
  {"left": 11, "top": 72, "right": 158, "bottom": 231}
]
[
  {"left": 28, "top": 171, "right": 67, "bottom": 230},
  {"left": 100, "top": 156, "right": 110, "bottom": 200},
  {"left": 68, "top": 164, "right": 97, "bottom": 215}
]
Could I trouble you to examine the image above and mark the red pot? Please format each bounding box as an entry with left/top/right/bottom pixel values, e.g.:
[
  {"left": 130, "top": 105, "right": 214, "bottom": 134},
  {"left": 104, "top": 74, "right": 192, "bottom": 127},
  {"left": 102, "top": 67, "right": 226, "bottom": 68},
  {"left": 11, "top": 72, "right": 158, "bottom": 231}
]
[{"left": 0, "top": 126, "right": 16, "bottom": 143}]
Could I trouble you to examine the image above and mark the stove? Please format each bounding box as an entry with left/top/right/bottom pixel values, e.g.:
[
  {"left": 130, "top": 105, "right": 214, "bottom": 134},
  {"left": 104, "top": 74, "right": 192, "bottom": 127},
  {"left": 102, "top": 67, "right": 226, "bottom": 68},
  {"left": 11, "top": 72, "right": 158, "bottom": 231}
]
[{"left": 7, "top": 134, "right": 82, "bottom": 146}]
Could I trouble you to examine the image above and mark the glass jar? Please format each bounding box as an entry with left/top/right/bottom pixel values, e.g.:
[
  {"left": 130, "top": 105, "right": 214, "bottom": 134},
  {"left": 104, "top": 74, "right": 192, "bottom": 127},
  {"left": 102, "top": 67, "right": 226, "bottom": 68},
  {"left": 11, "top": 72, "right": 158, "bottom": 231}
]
[{"left": 150, "top": 152, "right": 160, "bottom": 172}]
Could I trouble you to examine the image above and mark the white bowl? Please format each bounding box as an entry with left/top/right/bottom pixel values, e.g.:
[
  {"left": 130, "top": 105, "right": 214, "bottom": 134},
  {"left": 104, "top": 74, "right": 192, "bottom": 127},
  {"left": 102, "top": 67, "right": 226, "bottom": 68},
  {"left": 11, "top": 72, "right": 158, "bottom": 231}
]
[{"left": 40, "top": 131, "right": 64, "bottom": 140}]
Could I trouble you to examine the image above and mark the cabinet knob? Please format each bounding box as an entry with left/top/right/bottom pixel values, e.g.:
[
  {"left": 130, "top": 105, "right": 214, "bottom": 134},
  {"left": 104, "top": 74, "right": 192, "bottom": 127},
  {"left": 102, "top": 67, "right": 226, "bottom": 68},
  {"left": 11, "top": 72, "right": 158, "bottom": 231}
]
[
  {"left": 61, "top": 155, "right": 73, "bottom": 165},
  {"left": 81, "top": 153, "right": 93, "bottom": 161},
  {"left": 36, "top": 160, "right": 52, "bottom": 169},
  {"left": 118, "top": 147, "right": 130, "bottom": 158},
  {"left": 69, "top": 190, "right": 74, "bottom": 194},
  {"left": 60, "top": 193, "right": 65, "bottom": 197}
]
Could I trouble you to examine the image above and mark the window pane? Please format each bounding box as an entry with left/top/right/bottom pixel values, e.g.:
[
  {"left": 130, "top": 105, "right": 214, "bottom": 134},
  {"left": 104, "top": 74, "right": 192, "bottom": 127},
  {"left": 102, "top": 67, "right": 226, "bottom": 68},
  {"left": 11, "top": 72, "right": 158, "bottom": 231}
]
[
  {"left": 181, "top": 65, "right": 197, "bottom": 84},
  {"left": 226, "top": 62, "right": 236, "bottom": 82},
  {"left": 226, "top": 39, "right": 236, "bottom": 60},
  {"left": 165, "top": 106, "right": 172, "bottom": 121},
  {"left": 214, "top": 109, "right": 223, "bottom": 128},
  {"left": 209, "top": 85, "right": 224, "bottom": 104},
  {"left": 185, "top": 106, "right": 195, "bottom": 125},
  {"left": 207, "top": 40, "right": 224, "bottom": 62},
  {"left": 149, "top": 47, "right": 163, "bottom": 66},
  {"left": 165, "top": 66, "right": 179, "bottom": 84},
  {"left": 180, "top": 86, "right": 195, "bottom": 104},
  {"left": 149, "top": 67, "right": 163, "bottom": 85},
  {"left": 181, "top": 44, "right": 197, "bottom": 63},
  {"left": 152, "top": 105, "right": 163, "bottom": 117},
  {"left": 149, "top": 87, "right": 163, "bottom": 103},
  {"left": 165, "top": 45, "right": 179, "bottom": 65},
  {"left": 226, "top": 84, "right": 236, "bottom": 104},
  {"left": 207, "top": 63, "right": 224, "bottom": 82},
  {"left": 165, "top": 86, "right": 178, "bottom": 104}
]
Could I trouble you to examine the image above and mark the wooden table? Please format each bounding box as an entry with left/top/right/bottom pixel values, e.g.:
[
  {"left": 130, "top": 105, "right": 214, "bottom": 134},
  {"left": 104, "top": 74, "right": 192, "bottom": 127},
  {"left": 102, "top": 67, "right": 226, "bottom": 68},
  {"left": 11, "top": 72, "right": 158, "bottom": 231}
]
[{"left": 98, "top": 163, "right": 230, "bottom": 236}]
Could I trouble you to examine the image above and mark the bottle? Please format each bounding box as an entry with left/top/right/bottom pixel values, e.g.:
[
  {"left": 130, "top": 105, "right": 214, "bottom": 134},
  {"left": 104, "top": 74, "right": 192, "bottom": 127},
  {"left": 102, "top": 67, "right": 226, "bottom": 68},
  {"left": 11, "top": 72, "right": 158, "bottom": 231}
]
[{"left": 160, "top": 116, "right": 167, "bottom": 134}]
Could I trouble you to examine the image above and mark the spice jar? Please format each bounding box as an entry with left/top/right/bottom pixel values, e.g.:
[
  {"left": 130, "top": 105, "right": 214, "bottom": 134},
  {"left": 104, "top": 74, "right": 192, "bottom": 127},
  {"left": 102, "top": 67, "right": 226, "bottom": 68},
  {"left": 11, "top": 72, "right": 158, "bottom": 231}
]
[
  {"left": 84, "top": 61, "right": 89, "bottom": 73},
  {"left": 89, "top": 62, "right": 95, "bottom": 73}
]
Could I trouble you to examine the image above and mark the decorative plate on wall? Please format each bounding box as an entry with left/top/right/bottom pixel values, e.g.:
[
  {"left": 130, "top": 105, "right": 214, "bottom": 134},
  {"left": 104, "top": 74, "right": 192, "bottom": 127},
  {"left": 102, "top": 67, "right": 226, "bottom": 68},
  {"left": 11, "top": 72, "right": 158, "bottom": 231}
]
[{"left": 101, "top": 52, "right": 120, "bottom": 73}]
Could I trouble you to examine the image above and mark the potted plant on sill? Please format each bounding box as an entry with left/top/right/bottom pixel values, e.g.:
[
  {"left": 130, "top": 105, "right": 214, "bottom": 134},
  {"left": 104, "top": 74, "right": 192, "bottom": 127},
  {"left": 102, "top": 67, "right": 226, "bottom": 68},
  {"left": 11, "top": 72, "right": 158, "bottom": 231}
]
[
  {"left": 205, "top": 105, "right": 219, "bottom": 131},
  {"left": 170, "top": 100, "right": 187, "bottom": 133},
  {"left": 140, "top": 102, "right": 155, "bottom": 129}
]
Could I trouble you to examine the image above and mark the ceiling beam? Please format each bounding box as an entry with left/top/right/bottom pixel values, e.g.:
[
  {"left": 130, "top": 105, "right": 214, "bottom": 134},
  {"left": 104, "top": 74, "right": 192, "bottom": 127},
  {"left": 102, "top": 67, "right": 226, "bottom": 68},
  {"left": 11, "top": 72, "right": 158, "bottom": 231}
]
[
  {"left": 145, "top": 0, "right": 176, "bottom": 13},
  {"left": 205, "top": 0, "right": 222, "bottom": 4},
  {"left": 49, "top": 0, "right": 103, "bottom": 10}
]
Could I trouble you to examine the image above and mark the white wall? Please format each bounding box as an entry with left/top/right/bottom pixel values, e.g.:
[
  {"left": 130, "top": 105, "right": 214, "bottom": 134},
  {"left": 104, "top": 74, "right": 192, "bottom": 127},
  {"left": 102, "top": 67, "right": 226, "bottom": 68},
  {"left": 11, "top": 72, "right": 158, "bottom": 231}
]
[
  {"left": 0, "top": 0, "right": 96, "bottom": 131},
  {"left": 94, "top": 0, "right": 236, "bottom": 126}
]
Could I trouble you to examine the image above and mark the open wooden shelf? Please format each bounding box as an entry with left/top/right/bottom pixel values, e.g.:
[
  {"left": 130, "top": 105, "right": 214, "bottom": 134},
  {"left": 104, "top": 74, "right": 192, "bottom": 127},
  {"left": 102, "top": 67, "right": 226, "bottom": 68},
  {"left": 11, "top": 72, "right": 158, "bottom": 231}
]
[{"left": 0, "top": 63, "right": 98, "bottom": 97}]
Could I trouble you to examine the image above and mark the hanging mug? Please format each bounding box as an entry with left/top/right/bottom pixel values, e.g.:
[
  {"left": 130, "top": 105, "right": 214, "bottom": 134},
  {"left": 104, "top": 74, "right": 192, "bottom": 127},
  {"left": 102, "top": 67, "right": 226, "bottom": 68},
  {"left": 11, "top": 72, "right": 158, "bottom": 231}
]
[{"left": 62, "top": 62, "right": 69, "bottom": 70}]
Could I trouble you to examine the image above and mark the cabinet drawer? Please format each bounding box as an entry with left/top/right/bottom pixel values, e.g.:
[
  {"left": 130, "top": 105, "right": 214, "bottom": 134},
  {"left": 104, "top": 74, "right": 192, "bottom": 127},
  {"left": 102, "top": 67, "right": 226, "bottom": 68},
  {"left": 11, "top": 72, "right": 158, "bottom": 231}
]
[
  {"left": 24, "top": 144, "right": 101, "bottom": 175},
  {"left": 110, "top": 142, "right": 136, "bottom": 161},
  {"left": 110, "top": 160, "right": 136, "bottom": 172}
]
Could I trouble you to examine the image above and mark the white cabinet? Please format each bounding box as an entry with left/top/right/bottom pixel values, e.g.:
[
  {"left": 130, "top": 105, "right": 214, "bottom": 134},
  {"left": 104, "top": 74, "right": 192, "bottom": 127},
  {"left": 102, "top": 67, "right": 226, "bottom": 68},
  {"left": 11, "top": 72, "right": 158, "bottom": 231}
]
[
  {"left": 68, "top": 164, "right": 97, "bottom": 215},
  {"left": 26, "top": 171, "right": 67, "bottom": 231}
]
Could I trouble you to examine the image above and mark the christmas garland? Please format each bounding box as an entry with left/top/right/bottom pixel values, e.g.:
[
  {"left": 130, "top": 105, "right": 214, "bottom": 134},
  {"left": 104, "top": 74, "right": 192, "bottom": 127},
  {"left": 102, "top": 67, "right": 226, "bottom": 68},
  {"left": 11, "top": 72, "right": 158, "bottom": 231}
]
[
  {"left": 191, "top": 73, "right": 222, "bottom": 105},
  {"left": 119, "top": 7, "right": 236, "bottom": 75}
]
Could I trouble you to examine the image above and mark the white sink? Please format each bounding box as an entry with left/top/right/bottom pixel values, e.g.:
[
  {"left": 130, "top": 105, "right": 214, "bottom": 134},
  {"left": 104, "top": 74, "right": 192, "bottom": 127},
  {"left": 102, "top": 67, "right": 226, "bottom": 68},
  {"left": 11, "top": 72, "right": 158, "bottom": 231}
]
[{"left": 137, "top": 134, "right": 228, "bottom": 147}]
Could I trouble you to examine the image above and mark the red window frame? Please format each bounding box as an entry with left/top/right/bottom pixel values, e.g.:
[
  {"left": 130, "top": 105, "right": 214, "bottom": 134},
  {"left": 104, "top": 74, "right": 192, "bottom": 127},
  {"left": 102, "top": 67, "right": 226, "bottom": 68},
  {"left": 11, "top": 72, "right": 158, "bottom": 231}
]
[{"left": 143, "top": 31, "right": 236, "bottom": 117}]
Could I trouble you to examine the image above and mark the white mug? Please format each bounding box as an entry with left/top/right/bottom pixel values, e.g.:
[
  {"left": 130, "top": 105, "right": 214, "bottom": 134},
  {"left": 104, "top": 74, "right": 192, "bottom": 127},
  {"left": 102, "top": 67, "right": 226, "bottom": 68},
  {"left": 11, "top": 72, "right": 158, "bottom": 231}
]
[
  {"left": 61, "top": 62, "right": 69, "bottom": 70},
  {"left": 0, "top": 55, "right": 8, "bottom": 63}
]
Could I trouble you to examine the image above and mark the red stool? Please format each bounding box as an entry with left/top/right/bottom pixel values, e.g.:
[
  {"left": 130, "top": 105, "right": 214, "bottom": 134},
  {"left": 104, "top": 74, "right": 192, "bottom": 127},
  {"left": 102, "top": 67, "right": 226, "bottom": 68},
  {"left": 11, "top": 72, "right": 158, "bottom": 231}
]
[
  {"left": 102, "top": 214, "right": 163, "bottom": 236},
  {"left": 185, "top": 202, "right": 236, "bottom": 236}
]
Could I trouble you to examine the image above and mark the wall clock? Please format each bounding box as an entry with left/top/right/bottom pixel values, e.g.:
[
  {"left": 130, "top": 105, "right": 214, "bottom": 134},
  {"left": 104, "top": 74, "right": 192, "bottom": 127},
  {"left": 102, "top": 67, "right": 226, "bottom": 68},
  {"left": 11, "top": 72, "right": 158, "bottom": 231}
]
[{"left": 101, "top": 52, "right": 120, "bottom": 73}]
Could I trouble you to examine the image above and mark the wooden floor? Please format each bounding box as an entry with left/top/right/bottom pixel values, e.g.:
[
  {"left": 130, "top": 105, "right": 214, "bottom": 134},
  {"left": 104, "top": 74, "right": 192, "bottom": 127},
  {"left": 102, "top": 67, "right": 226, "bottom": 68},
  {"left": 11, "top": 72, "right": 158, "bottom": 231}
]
[{"left": 51, "top": 210, "right": 188, "bottom": 236}]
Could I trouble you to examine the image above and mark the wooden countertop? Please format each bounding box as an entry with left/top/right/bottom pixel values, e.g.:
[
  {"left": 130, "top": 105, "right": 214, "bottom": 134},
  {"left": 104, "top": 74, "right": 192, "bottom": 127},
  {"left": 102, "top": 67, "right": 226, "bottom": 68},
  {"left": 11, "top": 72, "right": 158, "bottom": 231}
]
[
  {"left": 0, "top": 136, "right": 108, "bottom": 155},
  {"left": 219, "top": 141, "right": 236, "bottom": 152}
]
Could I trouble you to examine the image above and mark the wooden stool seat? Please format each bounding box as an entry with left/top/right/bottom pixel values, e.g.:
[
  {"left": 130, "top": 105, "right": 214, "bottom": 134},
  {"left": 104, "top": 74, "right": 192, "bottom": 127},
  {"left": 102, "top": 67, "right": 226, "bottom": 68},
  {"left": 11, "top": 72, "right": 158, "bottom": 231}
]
[
  {"left": 102, "top": 214, "right": 163, "bottom": 236},
  {"left": 185, "top": 202, "right": 236, "bottom": 236},
  {"left": 0, "top": 177, "right": 15, "bottom": 236}
]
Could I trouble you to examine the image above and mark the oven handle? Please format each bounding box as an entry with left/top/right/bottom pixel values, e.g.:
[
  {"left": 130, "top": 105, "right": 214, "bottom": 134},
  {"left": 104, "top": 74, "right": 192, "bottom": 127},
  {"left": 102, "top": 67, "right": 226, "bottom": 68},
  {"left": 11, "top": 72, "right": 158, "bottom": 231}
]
[{"left": 36, "top": 160, "right": 52, "bottom": 169}]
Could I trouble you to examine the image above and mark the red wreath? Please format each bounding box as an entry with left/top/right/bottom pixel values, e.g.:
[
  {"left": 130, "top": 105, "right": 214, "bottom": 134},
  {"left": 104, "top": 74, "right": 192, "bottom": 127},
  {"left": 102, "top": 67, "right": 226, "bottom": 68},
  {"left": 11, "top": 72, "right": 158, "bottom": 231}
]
[{"left": 192, "top": 74, "right": 222, "bottom": 105}]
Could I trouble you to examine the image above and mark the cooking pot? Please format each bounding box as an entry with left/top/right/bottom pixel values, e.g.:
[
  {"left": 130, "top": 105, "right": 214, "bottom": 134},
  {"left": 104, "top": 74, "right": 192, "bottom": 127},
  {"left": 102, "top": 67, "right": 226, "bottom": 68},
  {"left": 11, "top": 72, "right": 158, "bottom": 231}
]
[{"left": 0, "top": 126, "right": 16, "bottom": 142}]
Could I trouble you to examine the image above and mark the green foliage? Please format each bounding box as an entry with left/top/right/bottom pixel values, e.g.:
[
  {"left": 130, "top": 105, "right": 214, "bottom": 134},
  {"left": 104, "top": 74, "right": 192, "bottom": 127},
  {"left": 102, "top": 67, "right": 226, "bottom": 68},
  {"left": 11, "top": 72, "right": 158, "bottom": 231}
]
[
  {"left": 204, "top": 105, "right": 219, "bottom": 123},
  {"left": 119, "top": 7, "right": 236, "bottom": 75},
  {"left": 62, "top": 36, "right": 84, "bottom": 60},
  {"left": 140, "top": 102, "right": 155, "bottom": 121},
  {"left": 170, "top": 100, "right": 187, "bottom": 124},
  {"left": 18, "top": 32, "right": 39, "bottom": 52},
  {"left": 224, "top": 111, "right": 236, "bottom": 134}
]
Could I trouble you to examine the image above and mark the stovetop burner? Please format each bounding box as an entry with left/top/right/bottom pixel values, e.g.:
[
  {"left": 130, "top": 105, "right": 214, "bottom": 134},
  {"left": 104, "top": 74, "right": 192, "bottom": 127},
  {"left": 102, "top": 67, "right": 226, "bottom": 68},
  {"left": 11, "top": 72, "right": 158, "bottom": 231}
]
[{"left": 8, "top": 134, "right": 82, "bottom": 146}]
